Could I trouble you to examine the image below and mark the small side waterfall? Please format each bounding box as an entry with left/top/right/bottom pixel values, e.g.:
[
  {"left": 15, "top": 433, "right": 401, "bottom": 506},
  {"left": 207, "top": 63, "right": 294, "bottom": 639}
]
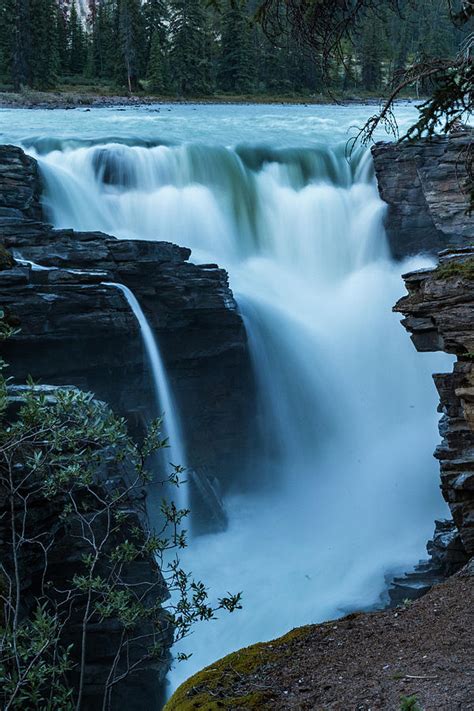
[{"left": 103, "top": 282, "right": 188, "bottom": 509}]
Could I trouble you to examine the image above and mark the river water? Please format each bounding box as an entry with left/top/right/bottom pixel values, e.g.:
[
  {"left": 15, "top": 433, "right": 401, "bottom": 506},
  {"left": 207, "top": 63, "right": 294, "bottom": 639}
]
[{"left": 0, "top": 102, "right": 451, "bottom": 697}]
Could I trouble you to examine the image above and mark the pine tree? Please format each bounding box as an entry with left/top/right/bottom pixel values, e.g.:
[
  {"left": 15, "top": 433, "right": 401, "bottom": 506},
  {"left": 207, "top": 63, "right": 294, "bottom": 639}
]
[
  {"left": 29, "top": 0, "right": 60, "bottom": 89},
  {"left": 169, "top": 0, "right": 210, "bottom": 95},
  {"left": 89, "top": 1, "right": 117, "bottom": 79},
  {"left": 143, "top": 0, "right": 169, "bottom": 89},
  {"left": 118, "top": 0, "right": 145, "bottom": 92},
  {"left": 218, "top": 0, "right": 254, "bottom": 93},
  {"left": 147, "top": 30, "right": 166, "bottom": 93},
  {"left": 358, "top": 10, "right": 385, "bottom": 91},
  {"left": 68, "top": 1, "right": 87, "bottom": 74},
  {"left": 10, "top": 0, "right": 32, "bottom": 90},
  {"left": 0, "top": 0, "right": 14, "bottom": 83},
  {"left": 56, "top": 5, "right": 69, "bottom": 76}
]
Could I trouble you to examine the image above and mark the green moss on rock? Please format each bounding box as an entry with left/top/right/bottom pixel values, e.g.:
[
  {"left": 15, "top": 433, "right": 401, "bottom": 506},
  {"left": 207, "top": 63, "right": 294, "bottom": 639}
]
[
  {"left": 164, "top": 626, "right": 311, "bottom": 711},
  {"left": 435, "top": 258, "right": 474, "bottom": 280},
  {"left": 0, "top": 244, "right": 14, "bottom": 271}
]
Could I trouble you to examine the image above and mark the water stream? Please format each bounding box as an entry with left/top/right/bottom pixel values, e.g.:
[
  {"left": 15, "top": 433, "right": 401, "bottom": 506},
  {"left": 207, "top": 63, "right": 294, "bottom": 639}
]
[
  {"left": 2, "top": 103, "right": 451, "bottom": 696},
  {"left": 103, "top": 282, "right": 188, "bottom": 510}
]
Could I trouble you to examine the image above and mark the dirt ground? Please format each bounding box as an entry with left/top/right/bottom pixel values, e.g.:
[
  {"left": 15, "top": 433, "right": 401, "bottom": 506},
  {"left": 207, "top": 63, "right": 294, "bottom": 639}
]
[{"left": 167, "top": 563, "right": 473, "bottom": 711}]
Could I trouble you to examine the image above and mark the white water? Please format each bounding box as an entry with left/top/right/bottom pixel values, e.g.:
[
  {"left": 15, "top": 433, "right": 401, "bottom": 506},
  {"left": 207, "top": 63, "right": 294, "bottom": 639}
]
[
  {"left": 103, "top": 282, "right": 188, "bottom": 509},
  {"left": 1, "top": 104, "right": 451, "bottom": 697}
]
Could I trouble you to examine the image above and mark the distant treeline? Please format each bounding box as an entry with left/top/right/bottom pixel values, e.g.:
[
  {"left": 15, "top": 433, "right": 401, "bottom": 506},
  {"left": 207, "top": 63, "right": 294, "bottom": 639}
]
[{"left": 0, "top": 0, "right": 465, "bottom": 96}]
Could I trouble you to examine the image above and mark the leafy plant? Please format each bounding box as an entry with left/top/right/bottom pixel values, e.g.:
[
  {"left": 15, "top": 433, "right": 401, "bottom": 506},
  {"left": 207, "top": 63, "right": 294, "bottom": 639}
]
[
  {"left": 0, "top": 352, "right": 241, "bottom": 709},
  {"left": 400, "top": 695, "right": 422, "bottom": 711}
]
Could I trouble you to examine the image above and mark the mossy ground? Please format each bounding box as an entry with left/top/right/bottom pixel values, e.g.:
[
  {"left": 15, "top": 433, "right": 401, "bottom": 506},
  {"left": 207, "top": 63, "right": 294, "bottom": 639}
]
[
  {"left": 164, "top": 626, "right": 311, "bottom": 711},
  {"left": 0, "top": 244, "right": 14, "bottom": 271},
  {"left": 435, "top": 257, "right": 474, "bottom": 279}
]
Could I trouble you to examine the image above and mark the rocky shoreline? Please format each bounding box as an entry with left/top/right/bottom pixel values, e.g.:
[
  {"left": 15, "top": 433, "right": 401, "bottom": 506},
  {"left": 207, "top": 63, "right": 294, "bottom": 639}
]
[{"left": 0, "top": 91, "right": 416, "bottom": 110}]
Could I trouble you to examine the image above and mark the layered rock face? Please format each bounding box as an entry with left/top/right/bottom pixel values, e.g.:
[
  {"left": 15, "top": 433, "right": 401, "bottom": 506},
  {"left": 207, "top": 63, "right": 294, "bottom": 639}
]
[
  {"left": 2, "top": 385, "right": 172, "bottom": 711},
  {"left": 395, "top": 248, "right": 474, "bottom": 558},
  {"left": 0, "top": 145, "right": 253, "bottom": 496},
  {"left": 372, "top": 130, "right": 473, "bottom": 259}
]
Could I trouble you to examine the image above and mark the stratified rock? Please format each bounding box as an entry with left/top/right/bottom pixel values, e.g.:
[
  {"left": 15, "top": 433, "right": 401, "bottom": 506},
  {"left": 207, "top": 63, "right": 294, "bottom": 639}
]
[
  {"left": 2, "top": 385, "right": 172, "bottom": 711},
  {"left": 395, "top": 247, "right": 474, "bottom": 556},
  {"left": 372, "top": 131, "right": 473, "bottom": 258},
  {"left": 0, "top": 145, "right": 253, "bottom": 495}
]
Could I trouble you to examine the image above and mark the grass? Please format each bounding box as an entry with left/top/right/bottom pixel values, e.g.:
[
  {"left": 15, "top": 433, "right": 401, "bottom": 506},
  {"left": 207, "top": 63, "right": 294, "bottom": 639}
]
[
  {"left": 435, "top": 258, "right": 474, "bottom": 280},
  {"left": 400, "top": 695, "right": 422, "bottom": 711}
]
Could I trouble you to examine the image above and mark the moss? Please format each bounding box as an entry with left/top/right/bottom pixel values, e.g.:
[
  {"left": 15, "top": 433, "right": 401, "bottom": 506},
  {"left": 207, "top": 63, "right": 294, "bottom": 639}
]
[
  {"left": 435, "top": 258, "right": 474, "bottom": 280},
  {"left": 164, "top": 626, "right": 311, "bottom": 711},
  {"left": 0, "top": 244, "right": 14, "bottom": 271}
]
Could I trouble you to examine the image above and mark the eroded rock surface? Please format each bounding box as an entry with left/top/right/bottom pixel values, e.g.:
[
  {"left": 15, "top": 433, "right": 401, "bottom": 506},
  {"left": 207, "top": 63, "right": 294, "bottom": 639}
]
[
  {"left": 0, "top": 145, "right": 253, "bottom": 494},
  {"left": 372, "top": 131, "right": 473, "bottom": 258},
  {"left": 395, "top": 247, "right": 474, "bottom": 557},
  {"left": 2, "top": 385, "right": 172, "bottom": 711}
]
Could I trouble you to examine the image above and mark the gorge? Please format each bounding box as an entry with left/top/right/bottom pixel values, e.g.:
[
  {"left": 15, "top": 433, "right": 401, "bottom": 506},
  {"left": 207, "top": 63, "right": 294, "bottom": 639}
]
[{"left": 0, "top": 104, "right": 472, "bottom": 708}]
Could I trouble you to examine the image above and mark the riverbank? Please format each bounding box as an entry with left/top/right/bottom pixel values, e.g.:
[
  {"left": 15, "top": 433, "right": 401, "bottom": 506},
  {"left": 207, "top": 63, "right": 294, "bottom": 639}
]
[
  {"left": 0, "top": 89, "right": 419, "bottom": 110},
  {"left": 165, "top": 563, "right": 474, "bottom": 711}
]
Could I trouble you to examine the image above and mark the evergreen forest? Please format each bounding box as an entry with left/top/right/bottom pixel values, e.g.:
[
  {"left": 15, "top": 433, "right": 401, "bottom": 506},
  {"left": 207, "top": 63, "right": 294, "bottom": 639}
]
[{"left": 0, "top": 0, "right": 467, "bottom": 98}]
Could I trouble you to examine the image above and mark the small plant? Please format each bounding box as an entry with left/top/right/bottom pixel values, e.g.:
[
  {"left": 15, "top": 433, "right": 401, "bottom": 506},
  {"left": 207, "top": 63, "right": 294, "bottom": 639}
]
[
  {"left": 435, "top": 258, "right": 474, "bottom": 280},
  {"left": 0, "top": 322, "right": 241, "bottom": 708},
  {"left": 400, "top": 695, "right": 422, "bottom": 711}
]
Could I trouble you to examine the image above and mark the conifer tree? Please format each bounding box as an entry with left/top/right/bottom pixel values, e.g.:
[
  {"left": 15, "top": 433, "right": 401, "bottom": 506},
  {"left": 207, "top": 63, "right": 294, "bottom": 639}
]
[
  {"left": 118, "top": 0, "right": 145, "bottom": 92},
  {"left": 169, "top": 0, "right": 210, "bottom": 95},
  {"left": 9, "top": 0, "right": 32, "bottom": 90},
  {"left": 147, "top": 29, "right": 166, "bottom": 93},
  {"left": 68, "top": 1, "right": 87, "bottom": 74},
  {"left": 29, "top": 0, "right": 60, "bottom": 89},
  {"left": 218, "top": 0, "right": 254, "bottom": 93}
]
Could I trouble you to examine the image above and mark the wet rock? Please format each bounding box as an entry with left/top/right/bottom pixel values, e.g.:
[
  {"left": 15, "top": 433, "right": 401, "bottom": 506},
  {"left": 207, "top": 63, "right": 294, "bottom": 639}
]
[
  {"left": 395, "top": 247, "right": 474, "bottom": 557},
  {"left": 0, "top": 145, "right": 253, "bottom": 495},
  {"left": 372, "top": 131, "right": 473, "bottom": 259}
]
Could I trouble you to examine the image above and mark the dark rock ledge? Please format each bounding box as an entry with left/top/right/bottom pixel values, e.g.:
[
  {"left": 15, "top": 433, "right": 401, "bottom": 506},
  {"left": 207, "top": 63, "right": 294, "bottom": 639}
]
[
  {"left": 0, "top": 144, "right": 253, "bottom": 496},
  {"left": 394, "top": 247, "right": 474, "bottom": 560},
  {"left": 372, "top": 130, "right": 473, "bottom": 259}
]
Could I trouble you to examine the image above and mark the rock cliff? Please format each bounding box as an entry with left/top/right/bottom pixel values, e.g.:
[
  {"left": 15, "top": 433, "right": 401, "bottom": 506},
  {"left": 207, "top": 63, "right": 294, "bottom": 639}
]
[
  {"left": 0, "top": 145, "right": 253, "bottom": 501},
  {"left": 1, "top": 385, "right": 172, "bottom": 711},
  {"left": 372, "top": 130, "right": 473, "bottom": 259},
  {"left": 394, "top": 247, "right": 474, "bottom": 558}
]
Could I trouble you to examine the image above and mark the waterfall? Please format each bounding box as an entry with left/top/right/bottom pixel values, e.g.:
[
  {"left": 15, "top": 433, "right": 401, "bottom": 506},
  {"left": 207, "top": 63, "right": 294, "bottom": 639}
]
[
  {"left": 20, "top": 110, "right": 450, "bottom": 693},
  {"left": 103, "top": 282, "right": 188, "bottom": 509}
]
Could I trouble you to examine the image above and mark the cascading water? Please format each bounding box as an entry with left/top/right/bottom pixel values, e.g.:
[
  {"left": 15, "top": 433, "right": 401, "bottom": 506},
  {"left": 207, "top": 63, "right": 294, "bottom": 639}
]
[
  {"left": 7, "top": 103, "right": 451, "bottom": 696},
  {"left": 103, "top": 282, "right": 188, "bottom": 510}
]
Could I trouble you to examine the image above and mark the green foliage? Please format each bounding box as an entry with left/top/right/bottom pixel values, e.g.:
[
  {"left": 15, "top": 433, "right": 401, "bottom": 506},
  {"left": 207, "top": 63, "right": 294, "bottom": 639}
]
[
  {"left": 0, "top": 0, "right": 465, "bottom": 97},
  {"left": 147, "top": 30, "right": 167, "bottom": 93},
  {"left": 0, "top": 361, "right": 241, "bottom": 708},
  {"left": 435, "top": 258, "right": 474, "bottom": 279},
  {"left": 164, "top": 625, "right": 311, "bottom": 710},
  {"left": 400, "top": 695, "right": 422, "bottom": 711}
]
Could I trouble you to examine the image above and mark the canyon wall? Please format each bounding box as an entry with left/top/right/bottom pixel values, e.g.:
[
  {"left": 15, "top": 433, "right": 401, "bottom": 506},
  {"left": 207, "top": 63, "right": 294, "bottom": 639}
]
[
  {"left": 2, "top": 385, "right": 172, "bottom": 711},
  {"left": 395, "top": 248, "right": 474, "bottom": 559},
  {"left": 372, "top": 130, "right": 473, "bottom": 259},
  {"left": 0, "top": 145, "right": 253, "bottom": 500}
]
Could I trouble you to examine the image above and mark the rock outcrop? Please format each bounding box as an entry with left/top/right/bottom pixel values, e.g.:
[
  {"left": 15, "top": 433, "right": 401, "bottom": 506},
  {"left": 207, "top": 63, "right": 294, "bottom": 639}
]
[
  {"left": 395, "top": 247, "right": 474, "bottom": 558},
  {"left": 2, "top": 385, "right": 172, "bottom": 711},
  {"left": 165, "top": 565, "right": 474, "bottom": 710},
  {"left": 372, "top": 130, "right": 473, "bottom": 259},
  {"left": 0, "top": 145, "right": 253, "bottom": 498}
]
